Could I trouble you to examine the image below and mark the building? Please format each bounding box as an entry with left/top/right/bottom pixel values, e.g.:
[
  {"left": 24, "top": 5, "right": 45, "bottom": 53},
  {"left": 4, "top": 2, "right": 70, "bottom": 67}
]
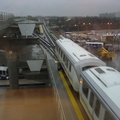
[{"left": 99, "top": 12, "right": 120, "bottom": 18}]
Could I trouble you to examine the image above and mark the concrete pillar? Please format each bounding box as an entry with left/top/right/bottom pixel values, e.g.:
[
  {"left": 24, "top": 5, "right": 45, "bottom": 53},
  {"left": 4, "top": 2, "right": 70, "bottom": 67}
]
[{"left": 7, "top": 51, "right": 19, "bottom": 89}]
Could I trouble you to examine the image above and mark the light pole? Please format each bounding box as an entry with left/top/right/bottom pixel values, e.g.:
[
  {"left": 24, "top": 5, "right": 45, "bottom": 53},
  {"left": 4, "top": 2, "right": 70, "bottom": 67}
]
[
  {"left": 107, "top": 22, "right": 112, "bottom": 30},
  {"left": 83, "top": 23, "right": 91, "bottom": 31},
  {"left": 74, "top": 24, "right": 79, "bottom": 31},
  {"left": 83, "top": 23, "right": 87, "bottom": 31}
]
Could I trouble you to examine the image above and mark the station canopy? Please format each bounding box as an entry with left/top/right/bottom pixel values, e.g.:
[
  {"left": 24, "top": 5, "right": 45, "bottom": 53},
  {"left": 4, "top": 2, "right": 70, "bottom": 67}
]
[
  {"left": 27, "top": 60, "right": 44, "bottom": 72},
  {"left": 18, "top": 20, "right": 36, "bottom": 37}
]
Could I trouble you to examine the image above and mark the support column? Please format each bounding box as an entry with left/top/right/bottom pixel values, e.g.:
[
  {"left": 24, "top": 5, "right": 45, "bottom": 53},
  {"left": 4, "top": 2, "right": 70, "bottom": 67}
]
[{"left": 6, "top": 51, "right": 19, "bottom": 89}]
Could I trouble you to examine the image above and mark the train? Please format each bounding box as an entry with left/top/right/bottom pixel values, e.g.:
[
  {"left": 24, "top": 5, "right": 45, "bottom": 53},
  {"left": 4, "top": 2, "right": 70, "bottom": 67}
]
[
  {"left": 0, "top": 66, "right": 9, "bottom": 80},
  {"left": 39, "top": 25, "right": 44, "bottom": 34},
  {"left": 55, "top": 37, "right": 120, "bottom": 120}
]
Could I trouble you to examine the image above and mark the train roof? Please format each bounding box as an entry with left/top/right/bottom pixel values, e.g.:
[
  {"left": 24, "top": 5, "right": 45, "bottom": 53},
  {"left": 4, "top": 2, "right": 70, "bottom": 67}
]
[
  {"left": 83, "top": 66, "right": 120, "bottom": 119},
  {"left": 0, "top": 66, "right": 8, "bottom": 71},
  {"left": 56, "top": 38, "right": 105, "bottom": 66}
]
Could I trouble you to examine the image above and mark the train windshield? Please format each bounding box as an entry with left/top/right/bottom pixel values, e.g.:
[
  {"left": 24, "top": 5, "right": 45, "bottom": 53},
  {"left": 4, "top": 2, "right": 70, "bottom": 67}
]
[{"left": 0, "top": 66, "right": 9, "bottom": 80}]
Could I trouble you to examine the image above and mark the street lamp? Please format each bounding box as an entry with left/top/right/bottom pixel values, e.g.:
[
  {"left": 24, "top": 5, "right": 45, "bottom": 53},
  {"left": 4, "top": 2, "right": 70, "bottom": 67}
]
[
  {"left": 83, "top": 23, "right": 87, "bottom": 31},
  {"left": 83, "top": 23, "right": 85, "bottom": 25},
  {"left": 74, "top": 24, "right": 79, "bottom": 31},
  {"left": 83, "top": 23, "right": 91, "bottom": 31},
  {"left": 107, "top": 22, "right": 112, "bottom": 29}
]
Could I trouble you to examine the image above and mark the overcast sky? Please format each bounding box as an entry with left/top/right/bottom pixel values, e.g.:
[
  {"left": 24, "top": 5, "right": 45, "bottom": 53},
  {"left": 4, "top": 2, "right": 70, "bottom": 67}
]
[{"left": 0, "top": 0, "right": 120, "bottom": 16}]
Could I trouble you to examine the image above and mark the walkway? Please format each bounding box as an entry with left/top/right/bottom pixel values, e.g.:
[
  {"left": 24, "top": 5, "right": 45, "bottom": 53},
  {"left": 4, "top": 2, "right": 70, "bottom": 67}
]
[{"left": 0, "top": 87, "right": 61, "bottom": 120}]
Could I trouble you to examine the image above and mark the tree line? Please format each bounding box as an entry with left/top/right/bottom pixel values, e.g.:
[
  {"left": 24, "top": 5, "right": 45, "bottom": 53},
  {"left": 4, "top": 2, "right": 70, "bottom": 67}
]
[{"left": 47, "top": 16, "right": 120, "bottom": 32}]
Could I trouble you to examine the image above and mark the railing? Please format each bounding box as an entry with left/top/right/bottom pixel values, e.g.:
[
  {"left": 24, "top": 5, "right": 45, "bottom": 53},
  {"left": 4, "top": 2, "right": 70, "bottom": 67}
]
[{"left": 46, "top": 57, "right": 66, "bottom": 120}]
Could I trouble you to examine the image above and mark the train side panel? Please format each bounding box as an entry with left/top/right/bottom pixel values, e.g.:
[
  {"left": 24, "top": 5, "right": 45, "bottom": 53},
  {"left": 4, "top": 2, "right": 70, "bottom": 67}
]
[
  {"left": 79, "top": 67, "right": 120, "bottom": 120},
  {"left": 79, "top": 77, "right": 117, "bottom": 120},
  {"left": 55, "top": 38, "right": 105, "bottom": 92},
  {"left": 55, "top": 46, "right": 79, "bottom": 91},
  {"left": 55, "top": 38, "right": 119, "bottom": 120}
]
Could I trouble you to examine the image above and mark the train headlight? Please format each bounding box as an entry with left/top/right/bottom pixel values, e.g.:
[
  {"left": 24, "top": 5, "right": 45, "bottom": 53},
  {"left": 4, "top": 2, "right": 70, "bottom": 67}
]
[{"left": 80, "top": 80, "right": 83, "bottom": 84}]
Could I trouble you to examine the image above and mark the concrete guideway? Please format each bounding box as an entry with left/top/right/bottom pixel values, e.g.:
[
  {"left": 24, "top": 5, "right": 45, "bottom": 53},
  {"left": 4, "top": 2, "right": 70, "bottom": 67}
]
[
  {"left": 59, "top": 71, "right": 84, "bottom": 120},
  {"left": 47, "top": 55, "right": 86, "bottom": 120}
]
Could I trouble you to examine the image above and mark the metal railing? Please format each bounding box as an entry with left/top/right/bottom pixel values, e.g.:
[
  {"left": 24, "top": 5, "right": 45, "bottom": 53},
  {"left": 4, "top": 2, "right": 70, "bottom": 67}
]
[{"left": 46, "top": 57, "right": 66, "bottom": 120}]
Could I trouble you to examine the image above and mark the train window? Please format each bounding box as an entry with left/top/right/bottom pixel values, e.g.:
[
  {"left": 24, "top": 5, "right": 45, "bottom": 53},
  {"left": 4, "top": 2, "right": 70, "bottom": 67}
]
[
  {"left": 65, "top": 58, "right": 68, "bottom": 67},
  {"left": 62, "top": 52, "right": 64, "bottom": 58},
  {"left": 59, "top": 49, "right": 61, "bottom": 55},
  {"left": 104, "top": 111, "right": 114, "bottom": 120},
  {"left": 59, "top": 48, "right": 60, "bottom": 54},
  {"left": 55, "top": 46, "right": 57, "bottom": 52},
  {"left": 58, "top": 47, "right": 59, "bottom": 53},
  {"left": 69, "top": 62, "right": 71, "bottom": 72},
  {"left": 64, "top": 56, "right": 66, "bottom": 63},
  {"left": 57, "top": 46, "right": 59, "bottom": 52},
  {"left": 64, "top": 57, "right": 67, "bottom": 66},
  {"left": 95, "top": 99, "right": 100, "bottom": 117},
  {"left": 60, "top": 50, "right": 62, "bottom": 56},
  {"left": 89, "top": 91, "right": 94, "bottom": 108},
  {"left": 60, "top": 51, "right": 62, "bottom": 57},
  {"left": 66, "top": 60, "right": 69, "bottom": 68},
  {"left": 3, "top": 71, "right": 5, "bottom": 75},
  {"left": 82, "top": 80, "right": 89, "bottom": 98},
  {"left": 63, "top": 54, "right": 65, "bottom": 61}
]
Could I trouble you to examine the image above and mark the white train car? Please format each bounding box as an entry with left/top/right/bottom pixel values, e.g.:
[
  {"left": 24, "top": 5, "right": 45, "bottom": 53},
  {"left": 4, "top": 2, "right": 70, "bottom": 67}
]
[
  {"left": 55, "top": 37, "right": 120, "bottom": 120},
  {"left": 55, "top": 38, "right": 105, "bottom": 91},
  {"left": 81, "top": 66, "right": 120, "bottom": 120}
]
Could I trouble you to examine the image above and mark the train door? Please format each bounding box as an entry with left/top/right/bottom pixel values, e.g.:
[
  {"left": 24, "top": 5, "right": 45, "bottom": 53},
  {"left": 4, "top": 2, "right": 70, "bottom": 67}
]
[
  {"left": 70, "top": 65, "right": 79, "bottom": 92},
  {"left": 81, "top": 80, "right": 90, "bottom": 104},
  {"left": 91, "top": 96, "right": 115, "bottom": 120},
  {"left": 79, "top": 79, "right": 105, "bottom": 120},
  {"left": 91, "top": 95, "right": 106, "bottom": 120},
  {"left": 87, "top": 90, "right": 95, "bottom": 116},
  {"left": 79, "top": 79, "right": 94, "bottom": 119}
]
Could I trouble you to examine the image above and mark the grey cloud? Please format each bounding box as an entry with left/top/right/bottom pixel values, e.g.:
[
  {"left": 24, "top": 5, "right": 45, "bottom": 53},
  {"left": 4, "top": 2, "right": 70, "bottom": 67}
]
[{"left": 0, "top": 0, "right": 120, "bottom": 16}]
